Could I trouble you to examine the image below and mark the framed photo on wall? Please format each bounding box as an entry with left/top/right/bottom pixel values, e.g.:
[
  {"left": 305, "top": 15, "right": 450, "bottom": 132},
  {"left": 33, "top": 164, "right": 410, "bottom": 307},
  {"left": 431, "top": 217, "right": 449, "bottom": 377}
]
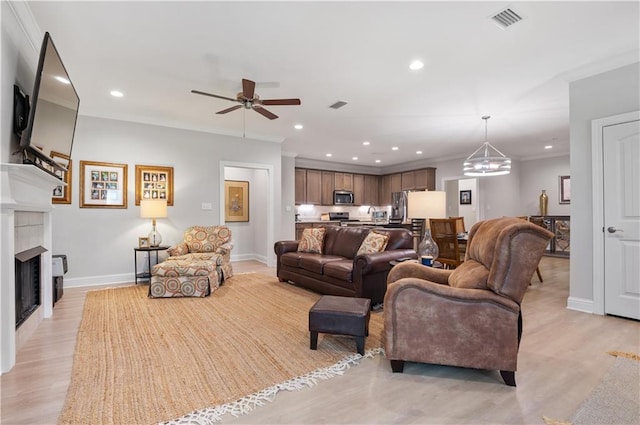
[
  {"left": 224, "top": 180, "right": 249, "bottom": 222},
  {"left": 79, "top": 160, "right": 128, "bottom": 208},
  {"left": 135, "top": 165, "right": 174, "bottom": 206},
  {"left": 51, "top": 151, "right": 72, "bottom": 204},
  {"left": 559, "top": 175, "right": 571, "bottom": 204},
  {"left": 459, "top": 190, "right": 472, "bottom": 205}
]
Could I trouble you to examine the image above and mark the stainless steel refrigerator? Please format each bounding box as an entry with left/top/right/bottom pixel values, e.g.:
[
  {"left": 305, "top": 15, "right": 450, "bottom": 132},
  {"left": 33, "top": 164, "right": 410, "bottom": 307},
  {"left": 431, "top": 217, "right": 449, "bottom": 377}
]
[{"left": 390, "top": 192, "right": 407, "bottom": 223}]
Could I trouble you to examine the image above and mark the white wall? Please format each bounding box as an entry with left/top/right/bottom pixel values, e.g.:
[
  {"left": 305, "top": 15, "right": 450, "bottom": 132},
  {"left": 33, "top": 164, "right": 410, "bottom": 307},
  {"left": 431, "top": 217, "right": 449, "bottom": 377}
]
[
  {"left": 458, "top": 178, "right": 477, "bottom": 229},
  {"left": 520, "top": 155, "right": 570, "bottom": 216},
  {"left": 53, "top": 115, "right": 283, "bottom": 286},
  {"left": 569, "top": 62, "right": 640, "bottom": 306}
]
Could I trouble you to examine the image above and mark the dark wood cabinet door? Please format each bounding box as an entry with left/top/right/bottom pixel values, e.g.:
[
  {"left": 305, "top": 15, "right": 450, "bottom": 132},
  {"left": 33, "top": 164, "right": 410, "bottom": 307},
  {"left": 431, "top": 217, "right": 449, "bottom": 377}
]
[
  {"left": 321, "top": 172, "right": 334, "bottom": 205},
  {"left": 353, "top": 174, "right": 364, "bottom": 205},
  {"left": 305, "top": 170, "right": 322, "bottom": 204},
  {"left": 295, "top": 169, "right": 306, "bottom": 205}
]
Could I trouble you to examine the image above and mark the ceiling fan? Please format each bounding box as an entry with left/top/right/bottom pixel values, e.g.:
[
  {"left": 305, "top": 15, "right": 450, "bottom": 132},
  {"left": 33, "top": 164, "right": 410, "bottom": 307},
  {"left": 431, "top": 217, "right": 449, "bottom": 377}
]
[{"left": 191, "top": 78, "right": 301, "bottom": 120}]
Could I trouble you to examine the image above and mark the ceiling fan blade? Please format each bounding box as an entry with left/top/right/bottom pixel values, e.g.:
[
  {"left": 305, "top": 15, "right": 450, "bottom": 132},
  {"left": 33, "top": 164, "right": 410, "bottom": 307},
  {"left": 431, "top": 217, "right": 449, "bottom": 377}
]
[
  {"left": 242, "top": 79, "right": 256, "bottom": 99},
  {"left": 191, "top": 90, "right": 237, "bottom": 103},
  {"left": 216, "top": 105, "right": 243, "bottom": 114},
  {"left": 261, "top": 98, "right": 301, "bottom": 106},
  {"left": 253, "top": 106, "right": 278, "bottom": 120}
]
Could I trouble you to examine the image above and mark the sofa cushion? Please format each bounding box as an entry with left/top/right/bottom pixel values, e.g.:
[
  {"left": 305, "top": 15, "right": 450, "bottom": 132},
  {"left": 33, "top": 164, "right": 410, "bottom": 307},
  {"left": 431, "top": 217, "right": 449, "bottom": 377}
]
[
  {"left": 357, "top": 230, "right": 390, "bottom": 255},
  {"left": 448, "top": 259, "right": 489, "bottom": 289},
  {"left": 323, "top": 259, "right": 354, "bottom": 282},
  {"left": 323, "top": 227, "right": 369, "bottom": 258},
  {"left": 299, "top": 254, "right": 344, "bottom": 274},
  {"left": 298, "top": 227, "right": 326, "bottom": 254}
]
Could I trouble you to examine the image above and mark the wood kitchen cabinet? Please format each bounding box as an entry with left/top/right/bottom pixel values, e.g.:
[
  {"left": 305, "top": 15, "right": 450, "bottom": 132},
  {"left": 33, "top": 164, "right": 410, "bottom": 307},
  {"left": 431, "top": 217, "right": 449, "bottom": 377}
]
[
  {"left": 334, "top": 172, "right": 353, "bottom": 191},
  {"left": 295, "top": 169, "right": 306, "bottom": 205},
  {"left": 414, "top": 168, "right": 436, "bottom": 190},
  {"left": 401, "top": 171, "right": 415, "bottom": 191},
  {"left": 378, "top": 174, "right": 391, "bottom": 205},
  {"left": 401, "top": 168, "right": 436, "bottom": 191},
  {"left": 352, "top": 174, "right": 364, "bottom": 205},
  {"left": 363, "top": 175, "right": 378, "bottom": 206},
  {"left": 390, "top": 173, "right": 402, "bottom": 194},
  {"left": 295, "top": 168, "right": 321, "bottom": 204},
  {"left": 321, "top": 172, "right": 334, "bottom": 205}
]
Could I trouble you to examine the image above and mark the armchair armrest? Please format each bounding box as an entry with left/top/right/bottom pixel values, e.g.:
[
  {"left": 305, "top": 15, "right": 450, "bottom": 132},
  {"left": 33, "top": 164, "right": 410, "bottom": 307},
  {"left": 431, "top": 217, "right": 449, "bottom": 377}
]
[
  {"left": 216, "top": 242, "right": 234, "bottom": 255},
  {"left": 354, "top": 249, "right": 417, "bottom": 275},
  {"left": 387, "top": 261, "right": 451, "bottom": 285},
  {"left": 274, "top": 240, "right": 299, "bottom": 256},
  {"left": 167, "top": 242, "right": 189, "bottom": 257}
]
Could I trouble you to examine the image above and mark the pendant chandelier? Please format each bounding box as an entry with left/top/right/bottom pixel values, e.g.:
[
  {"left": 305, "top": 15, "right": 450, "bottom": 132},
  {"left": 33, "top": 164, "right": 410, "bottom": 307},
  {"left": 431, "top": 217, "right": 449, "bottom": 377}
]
[{"left": 463, "top": 116, "right": 511, "bottom": 176}]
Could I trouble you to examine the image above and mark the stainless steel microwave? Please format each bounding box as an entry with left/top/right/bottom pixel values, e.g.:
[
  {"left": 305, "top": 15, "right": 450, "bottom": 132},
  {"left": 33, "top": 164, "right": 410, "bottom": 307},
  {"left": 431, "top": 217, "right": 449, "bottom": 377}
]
[{"left": 334, "top": 190, "right": 354, "bottom": 205}]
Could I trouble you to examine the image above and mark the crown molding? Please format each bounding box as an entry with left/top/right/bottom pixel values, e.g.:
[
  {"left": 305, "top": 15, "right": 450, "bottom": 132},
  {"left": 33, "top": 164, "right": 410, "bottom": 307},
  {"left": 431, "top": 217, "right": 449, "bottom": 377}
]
[{"left": 5, "top": 1, "right": 42, "bottom": 55}]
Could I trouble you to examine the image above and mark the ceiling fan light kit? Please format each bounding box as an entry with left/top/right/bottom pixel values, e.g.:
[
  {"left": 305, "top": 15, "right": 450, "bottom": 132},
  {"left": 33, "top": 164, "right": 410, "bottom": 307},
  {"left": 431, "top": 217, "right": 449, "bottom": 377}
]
[
  {"left": 463, "top": 116, "right": 512, "bottom": 177},
  {"left": 191, "top": 78, "right": 300, "bottom": 120}
]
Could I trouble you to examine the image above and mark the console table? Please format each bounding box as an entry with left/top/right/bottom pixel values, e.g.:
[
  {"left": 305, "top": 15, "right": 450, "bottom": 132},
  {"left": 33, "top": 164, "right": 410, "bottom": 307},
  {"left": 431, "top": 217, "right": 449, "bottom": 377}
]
[
  {"left": 133, "top": 246, "right": 169, "bottom": 284},
  {"left": 529, "top": 215, "right": 570, "bottom": 257}
]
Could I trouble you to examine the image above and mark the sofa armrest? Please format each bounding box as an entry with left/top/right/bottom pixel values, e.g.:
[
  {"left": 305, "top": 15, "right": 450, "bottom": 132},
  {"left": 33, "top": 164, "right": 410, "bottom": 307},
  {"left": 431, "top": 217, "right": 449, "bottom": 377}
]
[
  {"left": 387, "top": 261, "right": 451, "bottom": 285},
  {"left": 354, "top": 249, "right": 418, "bottom": 275},
  {"left": 274, "top": 240, "right": 299, "bottom": 256}
]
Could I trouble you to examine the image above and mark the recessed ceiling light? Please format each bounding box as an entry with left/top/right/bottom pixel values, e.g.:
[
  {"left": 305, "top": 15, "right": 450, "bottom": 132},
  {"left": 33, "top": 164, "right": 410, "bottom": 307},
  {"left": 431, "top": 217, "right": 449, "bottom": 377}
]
[
  {"left": 392, "top": 146, "right": 399, "bottom": 151},
  {"left": 110, "top": 90, "right": 124, "bottom": 97},
  {"left": 352, "top": 156, "right": 358, "bottom": 161},
  {"left": 326, "top": 153, "right": 332, "bottom": 157},
  {"left": 363, "top": 141, "right": 370, "bottom": 146},
  {"left": 409, "top": 60, "right": 424, "bottom": 70},
  {"left": 375, "top": 159, "right": 381, "bottom": 163},
  {"left": 54, "top": 76, "right": 70, "bottom": 84},
  {"left": 544, "top": 145, "right": 553, "bottom": 149},
  {"left": 294, "top": 124, "right": 303, "bottom": 130},
  {"left": 416, "top": 150, "right": 423, "bottom": 155}
]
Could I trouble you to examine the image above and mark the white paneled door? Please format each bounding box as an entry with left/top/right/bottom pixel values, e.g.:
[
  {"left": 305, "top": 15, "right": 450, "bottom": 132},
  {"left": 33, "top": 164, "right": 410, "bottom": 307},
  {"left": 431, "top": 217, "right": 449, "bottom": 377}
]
[{"left": 603, "top": 119, "right": 640, "bottom": 320}]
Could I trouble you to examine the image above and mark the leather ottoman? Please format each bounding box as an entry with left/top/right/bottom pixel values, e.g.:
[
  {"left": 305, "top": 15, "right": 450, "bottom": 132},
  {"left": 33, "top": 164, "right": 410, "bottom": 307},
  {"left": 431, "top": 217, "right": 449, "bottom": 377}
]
[{"left": 309, "top": 295, "right": 371, "bottom": 355}]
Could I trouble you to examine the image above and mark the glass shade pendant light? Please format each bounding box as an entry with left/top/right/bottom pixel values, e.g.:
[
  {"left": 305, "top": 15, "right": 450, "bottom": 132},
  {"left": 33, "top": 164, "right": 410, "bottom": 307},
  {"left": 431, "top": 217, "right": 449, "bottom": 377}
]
[{"left": 463, "top": 116, "right": 511, "bottom": 176}]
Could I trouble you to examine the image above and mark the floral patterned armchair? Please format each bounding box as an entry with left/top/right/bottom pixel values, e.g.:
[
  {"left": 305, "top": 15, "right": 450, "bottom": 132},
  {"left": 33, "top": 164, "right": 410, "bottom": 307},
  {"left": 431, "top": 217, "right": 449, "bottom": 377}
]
[{"left": 167, "top": 225, "right": 234, "bottom": 281}]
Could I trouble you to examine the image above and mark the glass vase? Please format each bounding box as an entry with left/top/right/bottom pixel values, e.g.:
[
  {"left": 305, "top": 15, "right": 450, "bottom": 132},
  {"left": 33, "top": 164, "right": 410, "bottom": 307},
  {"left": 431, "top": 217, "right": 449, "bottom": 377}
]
[{"left": 418, "top": 229, "right": 439, "bottom": 266}]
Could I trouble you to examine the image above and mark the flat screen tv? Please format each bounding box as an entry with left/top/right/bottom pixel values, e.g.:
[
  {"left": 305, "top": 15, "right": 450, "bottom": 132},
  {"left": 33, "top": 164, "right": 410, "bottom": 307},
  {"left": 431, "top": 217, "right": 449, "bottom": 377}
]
[{"left": 20, "top": 32, "right": 79, "bottom": 178}]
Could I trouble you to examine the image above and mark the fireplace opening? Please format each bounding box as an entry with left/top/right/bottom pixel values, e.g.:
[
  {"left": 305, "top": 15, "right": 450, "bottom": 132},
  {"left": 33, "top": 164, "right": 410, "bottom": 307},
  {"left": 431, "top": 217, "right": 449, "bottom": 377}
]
[{"left": 15, "top": 246, "right": 47, "bottom": 328}]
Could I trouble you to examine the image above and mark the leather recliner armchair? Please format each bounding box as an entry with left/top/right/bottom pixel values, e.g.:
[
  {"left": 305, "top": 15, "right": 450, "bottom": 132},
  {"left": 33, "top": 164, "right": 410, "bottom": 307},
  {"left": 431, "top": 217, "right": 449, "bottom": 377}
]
[{"left": 383, "top": 217, "right": 553, "bottom": 386}]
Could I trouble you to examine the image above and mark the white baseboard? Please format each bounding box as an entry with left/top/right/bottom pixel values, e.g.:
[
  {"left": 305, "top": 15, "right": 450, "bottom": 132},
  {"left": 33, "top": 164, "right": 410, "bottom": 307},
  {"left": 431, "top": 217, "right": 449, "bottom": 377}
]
[
  {"left": 63, "top": 254, "right": 270, "bottom": 288},
  {"left": 64, "top": 273, "right": 133, "bottom": 288},
  {"left": 567, "top": 296, "right": 596, "bottom": 314}
]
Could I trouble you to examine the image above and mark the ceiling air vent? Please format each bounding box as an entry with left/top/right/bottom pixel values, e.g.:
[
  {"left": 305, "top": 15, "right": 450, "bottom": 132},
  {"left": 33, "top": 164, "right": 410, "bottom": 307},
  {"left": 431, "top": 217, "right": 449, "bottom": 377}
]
[
  {"left": 329, "top": 101, "right": 348, "bottom": 109},
  {"left": 490, "top": 8, "right": 523, "bottom": 29}
]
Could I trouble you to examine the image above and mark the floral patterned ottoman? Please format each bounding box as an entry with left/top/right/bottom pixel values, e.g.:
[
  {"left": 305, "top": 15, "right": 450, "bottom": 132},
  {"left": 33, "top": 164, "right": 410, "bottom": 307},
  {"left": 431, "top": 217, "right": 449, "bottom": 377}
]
[{"left": 149, "top": 256, "right": 221, "bottom": 298}]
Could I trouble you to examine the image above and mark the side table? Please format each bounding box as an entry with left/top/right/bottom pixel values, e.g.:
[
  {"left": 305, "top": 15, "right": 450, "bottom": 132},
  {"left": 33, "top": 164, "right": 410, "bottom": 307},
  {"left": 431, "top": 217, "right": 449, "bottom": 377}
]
[{"left": 134, "top": 246, "right": 169, "bottom": 284}]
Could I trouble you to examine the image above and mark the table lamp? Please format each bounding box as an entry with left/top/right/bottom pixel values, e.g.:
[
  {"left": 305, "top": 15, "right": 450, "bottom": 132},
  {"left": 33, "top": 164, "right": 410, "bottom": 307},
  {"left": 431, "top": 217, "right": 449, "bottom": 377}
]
[
  {"left": 140, "top": 199, "right": 167, "bottom": 247},
  {"left": 407, "top": 191, "right": 446, "bottom": 264}
]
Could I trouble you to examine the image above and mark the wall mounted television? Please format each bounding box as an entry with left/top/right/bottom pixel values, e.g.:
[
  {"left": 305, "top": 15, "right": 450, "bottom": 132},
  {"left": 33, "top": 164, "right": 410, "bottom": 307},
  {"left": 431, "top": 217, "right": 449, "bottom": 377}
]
[{"left": 20, "top": 32, "right": 79, "bottom": 179}]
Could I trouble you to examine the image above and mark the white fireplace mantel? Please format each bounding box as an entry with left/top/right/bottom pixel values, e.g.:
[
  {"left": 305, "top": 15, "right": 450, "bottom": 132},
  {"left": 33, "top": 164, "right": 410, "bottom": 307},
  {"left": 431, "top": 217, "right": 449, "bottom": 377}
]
[{"left": 1, "top": 163, "right": 61, "bottom": 373}]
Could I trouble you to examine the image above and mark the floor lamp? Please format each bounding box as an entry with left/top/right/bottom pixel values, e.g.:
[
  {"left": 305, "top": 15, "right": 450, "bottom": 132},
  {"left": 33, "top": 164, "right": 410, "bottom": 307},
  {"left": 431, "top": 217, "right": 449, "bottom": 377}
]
[{"left": 407, "top": 191, "right": 447, "bottom": 262}]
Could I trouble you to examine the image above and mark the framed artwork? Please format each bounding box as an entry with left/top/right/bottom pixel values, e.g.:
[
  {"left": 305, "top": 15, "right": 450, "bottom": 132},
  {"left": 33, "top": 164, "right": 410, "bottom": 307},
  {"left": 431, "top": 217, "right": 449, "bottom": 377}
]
[
  {"left": 79, "top": 160, "right": 128, "bottom": 208},
  {"left": 224, "top": 180, "right": 249, "bottom": 222},
  {"left": 135, "top": 165, "right": 174, "bottom": 206},
  {"left": 138, "top": 237, "right": 150, "bottom": 248},
  {"left": 51, "top": 151, "right": 72, "bottom": 204},
  {"left": 559, "top": 175, "right": 571, "bottom": 204},
  {"left": 459, "top": 190, "right": 472, "bottom": 205}
]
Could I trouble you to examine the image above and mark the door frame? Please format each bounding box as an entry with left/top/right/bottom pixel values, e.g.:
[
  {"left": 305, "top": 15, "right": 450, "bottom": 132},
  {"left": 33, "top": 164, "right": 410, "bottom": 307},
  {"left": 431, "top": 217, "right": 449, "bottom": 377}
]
[
  {"left": 591, "top": 110, "right": 640, "bottom": 315},
  {"left": 219, "top": 161, "right": 275, "bottom": 267}
]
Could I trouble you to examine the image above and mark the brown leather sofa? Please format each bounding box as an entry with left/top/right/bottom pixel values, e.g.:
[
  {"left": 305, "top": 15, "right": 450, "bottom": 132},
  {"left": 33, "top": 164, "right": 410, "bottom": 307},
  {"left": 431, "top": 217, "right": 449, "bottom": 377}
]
[
  {"left": 383, "top": 217, "right": 553, "bottom": 386},
  {"left": 274, "top": 226, "right": 416, "bottom": 306}
]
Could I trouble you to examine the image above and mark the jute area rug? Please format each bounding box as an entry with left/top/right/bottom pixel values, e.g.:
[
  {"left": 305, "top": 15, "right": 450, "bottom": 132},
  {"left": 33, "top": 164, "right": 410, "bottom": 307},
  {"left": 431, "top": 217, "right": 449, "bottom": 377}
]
[
  {"left": 58, "top": 273, "right": 384, "bottom": 425},
  {"left": 543, "top": 351, "right": 640, "bottom": 425}
]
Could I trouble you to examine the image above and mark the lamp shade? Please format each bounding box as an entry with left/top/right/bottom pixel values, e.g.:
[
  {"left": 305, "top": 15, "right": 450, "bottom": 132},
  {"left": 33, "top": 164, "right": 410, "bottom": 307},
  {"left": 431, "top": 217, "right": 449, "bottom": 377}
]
[
  {"left": 407, "top": 191, "right": 446, "bottom": 220},
  {"left": 140, "top": 199, "right": 167, "bottom": 219}
]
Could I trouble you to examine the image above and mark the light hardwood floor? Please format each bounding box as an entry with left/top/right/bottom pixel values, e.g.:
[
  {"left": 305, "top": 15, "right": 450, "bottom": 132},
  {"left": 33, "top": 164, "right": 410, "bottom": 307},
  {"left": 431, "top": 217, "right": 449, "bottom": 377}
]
[{"left": 1, "top": 258, "right": 638, "bottom": 424}]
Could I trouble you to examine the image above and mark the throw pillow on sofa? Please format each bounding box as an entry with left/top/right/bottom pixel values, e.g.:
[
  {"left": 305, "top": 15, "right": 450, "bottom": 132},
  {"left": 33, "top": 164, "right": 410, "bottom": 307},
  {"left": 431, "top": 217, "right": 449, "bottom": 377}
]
[
  {"left": 357, "top": 230, "right": 390, "bottom": 255},
  {"left": 298, "top": 227, "right": 326, "bottom": 253}
]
